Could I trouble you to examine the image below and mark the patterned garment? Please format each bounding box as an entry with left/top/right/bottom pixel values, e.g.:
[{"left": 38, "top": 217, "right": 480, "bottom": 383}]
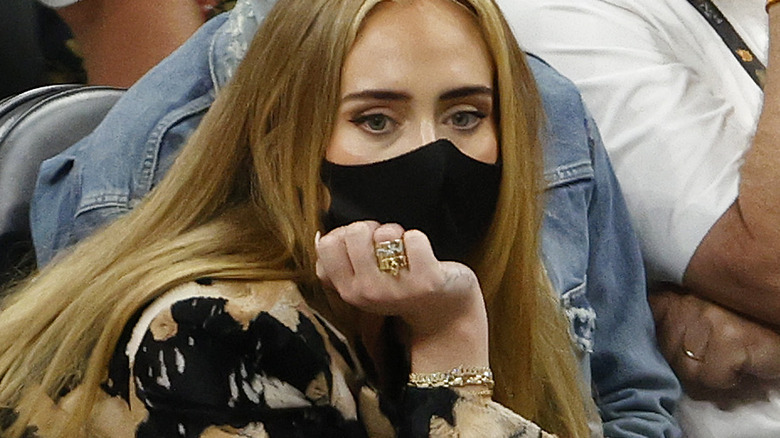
[{"left": 13, "top": 280, "right": 553, "bottom": 437}]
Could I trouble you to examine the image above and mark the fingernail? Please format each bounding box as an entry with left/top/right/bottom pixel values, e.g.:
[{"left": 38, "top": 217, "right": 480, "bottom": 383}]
[{"left": 315, "top": 231, "right": 321, "bottom": 246}]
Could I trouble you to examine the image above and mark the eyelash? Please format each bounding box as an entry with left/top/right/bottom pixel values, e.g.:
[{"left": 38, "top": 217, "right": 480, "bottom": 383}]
[
  {"left": 447, "top": 110, "right": 487, "bottom": 130},
  {"left": 349, "top": 109, "right": 489, "bottom": 135},
  {"left": 350, "top": 113, "right": 396, "bottom": 134}
]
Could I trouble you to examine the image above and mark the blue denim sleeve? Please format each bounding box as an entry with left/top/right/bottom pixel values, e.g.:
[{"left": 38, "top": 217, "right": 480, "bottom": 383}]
[{"left": 583, "top": 117, "right": 682, "bottom": 438}]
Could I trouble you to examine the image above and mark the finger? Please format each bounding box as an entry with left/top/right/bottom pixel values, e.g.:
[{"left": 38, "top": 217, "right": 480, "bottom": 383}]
[
  {"left": 402, "top": 229, "right": 439, "bottom": 275},
  {"left": 696, "top": 320, "right": 744, "bottom": 388},
  {"left": 314, "top": 231, "right": 334, "bottom": 288},
  {"left": 372, "top": 223, "right": 408, "bottom": 278},
  {"left": 647, "top": 290, "right": 673, "bottom": 326},
  {"left": 315, "top": 260, "right": 335, "bottom": 289},
  {"left": 316, "top": 226, "right": 355, "bottom": 290},
  {"left": 681, "top": 310, "right": 711, "bottom": 364},
  {"left": 654, "top": 293, "right": 708, "bottom": 386},
  {"left": 373, "top": 223, "right": 405, "bottom": 245},
  {"left": 649, "top": 292, "right": 691, "bottom": 368},
  {"left": 675, "top": 296, "right": 717, "bottom": 387},
  {"left": 343, "top": 221, "right": 381, "bottom": 277}
]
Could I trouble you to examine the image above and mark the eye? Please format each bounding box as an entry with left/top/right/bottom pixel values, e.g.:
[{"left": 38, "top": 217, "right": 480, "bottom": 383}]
[
  {"left": 448, "top": 110, "right": 486, "bottom": 130},
  {"left": 351, "top": 113, "right": 396, "bottom": 134}
]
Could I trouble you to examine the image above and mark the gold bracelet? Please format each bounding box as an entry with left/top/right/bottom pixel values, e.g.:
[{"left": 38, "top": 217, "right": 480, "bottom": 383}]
[
  {"left": 767, "top": 0, "right": 780, "bottom": 13},
  {"left": 408, "top": 366, "right": 495, "bottom": 394}
]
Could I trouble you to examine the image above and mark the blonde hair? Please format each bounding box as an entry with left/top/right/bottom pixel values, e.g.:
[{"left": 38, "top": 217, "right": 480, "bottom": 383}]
[{"left": 0, "top": 0, "right": 590, "bottom": 436}]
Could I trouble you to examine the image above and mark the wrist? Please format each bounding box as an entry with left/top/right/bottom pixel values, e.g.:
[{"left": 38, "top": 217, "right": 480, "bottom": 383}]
[
  {"left": 408, "top": 366, "right": 494, "bottom": 398},
  {"left": 407, "top": 294, "right": 489, "bottom": 373}
]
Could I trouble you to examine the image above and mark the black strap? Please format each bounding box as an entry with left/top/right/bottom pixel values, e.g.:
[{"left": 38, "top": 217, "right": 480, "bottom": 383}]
[{"left": 687, "top": 0, "right": 766, "bottom": 89}]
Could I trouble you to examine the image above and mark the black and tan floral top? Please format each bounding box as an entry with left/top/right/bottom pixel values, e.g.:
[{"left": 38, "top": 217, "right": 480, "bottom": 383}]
[{"left": 22, "top": 280, "right": 554, "bottom": 438}]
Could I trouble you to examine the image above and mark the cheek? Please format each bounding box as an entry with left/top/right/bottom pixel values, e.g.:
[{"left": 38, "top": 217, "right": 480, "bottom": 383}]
[
  {"left": 326, "top": 120, "right": 359, "bottom": 164},
  {"left": 476, "top": 136, "right": 500, "bottom": 164}
]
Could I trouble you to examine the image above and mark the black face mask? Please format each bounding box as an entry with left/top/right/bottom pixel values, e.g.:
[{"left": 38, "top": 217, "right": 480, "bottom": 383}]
[{"left": 320, "top": 139, "right": 501, "bottom": 262}]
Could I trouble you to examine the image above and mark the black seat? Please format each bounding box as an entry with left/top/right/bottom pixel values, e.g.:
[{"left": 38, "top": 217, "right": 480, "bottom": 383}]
[
  {"left": 0, "top": 85, "right": 125, "bottom": 286},
  {"left": 0, "top": 84, "right": 82, "bottom": 133}
]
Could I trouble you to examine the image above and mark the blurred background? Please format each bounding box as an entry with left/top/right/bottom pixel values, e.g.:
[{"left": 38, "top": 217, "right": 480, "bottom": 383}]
[{"left": 0, "top": 0, "right": 237, "bottom": 99}]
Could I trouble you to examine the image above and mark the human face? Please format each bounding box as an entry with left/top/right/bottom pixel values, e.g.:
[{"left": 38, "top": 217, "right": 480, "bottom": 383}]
[{"left": 327, "top": 0, "right": 498, "bottom": 165}]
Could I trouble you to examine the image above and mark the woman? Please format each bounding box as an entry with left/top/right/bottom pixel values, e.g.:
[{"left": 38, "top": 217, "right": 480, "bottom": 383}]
[{"left": 0, "top": 0, "right": 591, "bottom": 436}]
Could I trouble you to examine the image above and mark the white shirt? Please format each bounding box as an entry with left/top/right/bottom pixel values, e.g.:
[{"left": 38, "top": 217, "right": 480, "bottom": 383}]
[
  {"left": 499, "top": 0, "right": 780, "bottom": 436},
  {"left": 500, "top": 0, "right": 765, "bottom": 283}
]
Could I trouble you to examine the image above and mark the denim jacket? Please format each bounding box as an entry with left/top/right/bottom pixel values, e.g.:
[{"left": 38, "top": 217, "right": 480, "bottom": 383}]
[{"left": 30, "top": 7, "right": 681, "bottom": 437}]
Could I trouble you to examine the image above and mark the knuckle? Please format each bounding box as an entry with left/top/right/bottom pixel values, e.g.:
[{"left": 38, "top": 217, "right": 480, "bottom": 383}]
[
  {"left": 403, "top": 229, "right": 429, "bottom": 245},
  {"left": 378, "top": 222, "right": 404, "bottom": 234},
  {"left": 317, "top": 233, "right": 338, "bottom": 250},
  {"left": 345, "top": 221, "right": 370, "bottom": 236},
  {"left": 718, "top": 323, "right": 744, "bottom": 344},
  {"left": 413, "top": 271, "right": 446, "bottom": 295}
]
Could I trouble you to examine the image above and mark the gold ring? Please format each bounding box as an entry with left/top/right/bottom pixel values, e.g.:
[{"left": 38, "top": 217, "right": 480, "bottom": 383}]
[
  {"left": 375, "top": 239, "right": 408, "bottom": 276},
  {"left": 683, "top": 347, "right": 704, "bottom": 362}
]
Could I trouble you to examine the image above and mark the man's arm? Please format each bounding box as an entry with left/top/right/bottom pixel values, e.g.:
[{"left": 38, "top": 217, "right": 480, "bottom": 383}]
[
  {"left": 505, "top": 0, "right": 780, "bottom": 323},
  {"left": 685, "top": 8, "right": 780, "bottom": 324}
]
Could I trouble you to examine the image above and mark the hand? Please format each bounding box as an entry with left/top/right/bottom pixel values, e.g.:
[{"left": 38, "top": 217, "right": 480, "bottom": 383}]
[
  {"left": 315, "top": 221, "right": 489, "bottom": 371},
  {"left": 649, "top": 285, "right": 780, "bottom": 394}
]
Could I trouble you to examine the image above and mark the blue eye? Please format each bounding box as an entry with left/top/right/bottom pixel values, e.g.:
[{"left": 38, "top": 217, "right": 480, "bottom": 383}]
[
  {"left": 449, "top": 111, "right": 485, "bottom": 130},
  {"left": 351, "top": 114, "right": 395, "bottom": 134}
]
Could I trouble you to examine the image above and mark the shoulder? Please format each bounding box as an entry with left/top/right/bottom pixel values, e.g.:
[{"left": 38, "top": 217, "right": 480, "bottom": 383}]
[
  {"left": 526, "top": 53, "right": 590, "bottom": 137},
  {"left": 114, "top": 279, "right": 365, "bottom": 436},
  {"left": 526, "top": 53, "right": 583, "bottom": 102},
  {"left": 126, "top": 279, "right": 344, "bottom": 361},
  {"left": 526, "top": 53, "right": 595, "bottom": 185}
]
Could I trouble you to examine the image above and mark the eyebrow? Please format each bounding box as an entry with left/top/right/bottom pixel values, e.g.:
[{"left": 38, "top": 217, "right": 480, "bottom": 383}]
[
  {"left": 341, "top": 86, "right": 493, "bottom": 103},
  {"left": 439, "top": 86, "right": 493, "bottom": 101},
  {"left": 341, "top": 90, "right": 411, "bottom": 102}
]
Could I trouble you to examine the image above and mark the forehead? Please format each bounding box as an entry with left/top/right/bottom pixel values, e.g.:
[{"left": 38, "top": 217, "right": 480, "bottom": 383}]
[{"left": 342, "top": 0, "right": 493, "bottom": 92}]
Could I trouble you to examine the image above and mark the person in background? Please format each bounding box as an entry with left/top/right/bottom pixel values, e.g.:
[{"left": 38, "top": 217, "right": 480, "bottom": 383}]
[
  {"left": 0, "top": 0, "right": 597, "bottom": 436},
  {"left": 28, "top": 0, "right": 683, "bottom": 436},
  {"left": 36, "top": 0, "right": 220, "bottom": 87},
  {"left": 503, "top": 0, "right": 780, "bottom": 435},
  {"left": 0, "top": 0, "right": 47, "bottom": 99}
]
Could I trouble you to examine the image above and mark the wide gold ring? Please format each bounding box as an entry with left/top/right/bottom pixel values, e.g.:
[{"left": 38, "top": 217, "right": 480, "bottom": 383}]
[{"left": 374, "top": 239, "right": 408, "bottom": 276}]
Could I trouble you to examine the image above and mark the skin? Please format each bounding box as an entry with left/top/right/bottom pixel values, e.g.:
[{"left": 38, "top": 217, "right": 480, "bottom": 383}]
[
  {"left": 56, "top": 0, "right": 209, "bottom": 87},
  {"left": 655, "top": 7, "right": 780, "bottom": 391},
  {"left": 650, "top": 286, "right": 780, "bottom": 392},
  {"left": 316, "top": 0, "right": 495, "bottom": 376}
]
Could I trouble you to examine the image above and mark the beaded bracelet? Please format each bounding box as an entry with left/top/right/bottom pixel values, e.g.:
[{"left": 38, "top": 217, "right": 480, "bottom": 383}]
[{"left": 408, "top": 366, "right": 495, "bottom": 396}]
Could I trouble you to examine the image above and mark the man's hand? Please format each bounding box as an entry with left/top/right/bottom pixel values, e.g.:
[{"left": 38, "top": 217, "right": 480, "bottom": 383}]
[{"left": 650, "top": 285, "right": 780, "bottom": 394}]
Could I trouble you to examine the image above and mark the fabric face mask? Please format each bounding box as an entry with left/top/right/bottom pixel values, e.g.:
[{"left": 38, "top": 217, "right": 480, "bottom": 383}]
[{"left": 320, "top": 139, "right": 501, "bottom": 262}]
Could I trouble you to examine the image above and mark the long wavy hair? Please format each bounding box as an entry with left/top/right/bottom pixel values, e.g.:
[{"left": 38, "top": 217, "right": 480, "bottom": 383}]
[{"left": 0, "top": 0, "right": 590, "bottom": 436}]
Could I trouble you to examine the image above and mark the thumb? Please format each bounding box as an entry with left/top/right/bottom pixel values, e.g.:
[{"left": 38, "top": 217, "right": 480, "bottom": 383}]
[{"left": 439, "top": 261, "right": 480, "bottom": 297}]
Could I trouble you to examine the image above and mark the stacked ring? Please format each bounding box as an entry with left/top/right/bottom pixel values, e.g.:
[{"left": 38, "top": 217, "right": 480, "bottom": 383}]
[{"left": 374, "top": 239, "right": 408, "bottom": 276}]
